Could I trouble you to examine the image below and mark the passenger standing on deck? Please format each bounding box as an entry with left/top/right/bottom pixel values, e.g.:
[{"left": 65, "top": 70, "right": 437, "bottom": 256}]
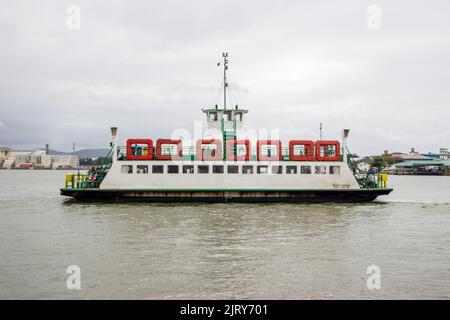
[{"left": 367, "top": 167, "right": 376, "bottom": 188}]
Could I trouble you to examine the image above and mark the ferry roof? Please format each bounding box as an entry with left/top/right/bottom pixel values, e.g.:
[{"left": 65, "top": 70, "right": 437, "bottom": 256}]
[{"left": 202, "top": 107, "right": 248, "bottom": 113}]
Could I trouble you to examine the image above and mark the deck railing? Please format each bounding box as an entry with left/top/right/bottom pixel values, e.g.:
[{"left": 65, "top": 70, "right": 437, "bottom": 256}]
[
  {"left": 355, "top": 173, "right": 388, "bottom": 189},
  {"left": 64, "top": 172, "right": 105, "bottom": 189},
  {"left": 65, "top": 173, "right": 88, "bottom": 188},
  {"left": 116, "top": 146, "right": 343, "bottom": 161}
]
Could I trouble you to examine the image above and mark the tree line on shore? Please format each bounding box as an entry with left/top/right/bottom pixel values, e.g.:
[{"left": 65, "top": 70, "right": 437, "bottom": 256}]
[{"left": 358, "top": 154, "right": 396, "bottom": 171}]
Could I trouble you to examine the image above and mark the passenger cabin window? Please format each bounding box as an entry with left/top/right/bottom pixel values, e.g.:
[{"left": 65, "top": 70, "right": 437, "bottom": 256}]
[
  {"left": 130, "top": 144, "right": 149, "bottom": 156},
  {"left": 200, "top": 145, "right": 218, "bottom": 158},
  {"left": 209, "top": 112, "right": 217, "bottom": 121},
  {"left": 272, "top": 165, "right": 283, "bottom": 174},
  {"left": 121, "top": 165, "right": 133, "bottom": 174},
  {"left": 168, "top": 165, "right": 179, "bottom": 174},
  {"left": 243, "top": 165, "right": 254, "bottom": 174},
  {"left": 183, "top": 165, "right": 194, "bottom": 174},
  {"left": 286, "top": 165, "right": 297, "bottom": 174},
  {"left": 330, "top": 166, "right": 340, "bottom": 174},
  {"left": 326, "top": 145, "right": 337, "bottom": 156},
  {"left": 315, "top": 166, "right": 327, "bottom": 174},
  {"left": 293, "top": 145, "right": 306, "bottom": 156},
  {"left": 161, "top": 145, "right": 178, "bottom": 157},
  {"left": 152, "top": 165, "right": 164, "bottom": 174},
  {"left": 300, "top": 165, "right": 311, "bottom": 174},
  {"left": 260, "top": 145, "right": 278, "bottom": 158},
  {"left": 227, "top": 165, "right": 239, "bottom": 174},
  {"left": 319, "top": 145, "right": 337, "bottom": 157},
  {"left": 136, "top": 165, "right": 148, "bottom": 174},
  {"left": 257, "top": 165, "right": 268, "bottom": 174},
  {"left": 213, "top": 165, "right": 224, "bottom": 174},
  {"left": 198, "top": 165, "right": 209, "bottom": 174},
  {"left": 236, "top": 145, "right": 248, "bottom": 157}
]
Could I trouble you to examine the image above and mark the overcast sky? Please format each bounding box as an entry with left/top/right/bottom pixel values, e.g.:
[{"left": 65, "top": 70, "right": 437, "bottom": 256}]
[{"left": 0, "top": 0, "right": 449, "bottom": 155}]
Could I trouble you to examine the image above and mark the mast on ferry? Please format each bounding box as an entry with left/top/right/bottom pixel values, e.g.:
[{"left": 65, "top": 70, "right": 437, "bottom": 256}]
[
  {"left": 202, "top": 53, "right": 248, "bottom": 160},
  {"left": 223, "top": 52, "right": 228, "bottom": 110}
]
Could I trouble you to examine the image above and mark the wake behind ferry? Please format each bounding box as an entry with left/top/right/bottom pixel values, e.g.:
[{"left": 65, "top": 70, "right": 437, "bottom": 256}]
[{"left": 61, "top": 54, "right": 392, "bottom": 202}]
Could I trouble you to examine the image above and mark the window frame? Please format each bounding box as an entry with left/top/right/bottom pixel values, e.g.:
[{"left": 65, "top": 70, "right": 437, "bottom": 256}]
[
  {"left": 242, "top": 165, "right": 254, "bottom": 174},
  {"left": 121, "top": 165, "right": 133, "bottom": 174},
  {"left": 271, "top": 165, "right": 283, "bottom": 174},
  {"left": 198, "top": 165, "right": 209, "bottom": 174},
  {"left": 315, "top": 165, "right": 327, "bottom": 174},
  {"left": 330, "top": 165, "right": 340, "bottom": 175},
  {"left": 286, "top": 165, "right": 297, "bottom": 174},
  {"left": 300, "top": 165, "right": 312, "bottom": 174},
  {"left": 257, "top": 165, "right": 268, "bottom": 174},
  {"left": 152, "top": 165, "right": 164, "bottom": 174},
  {"left": 136, "top": 165, "right": 148, "bottom": 174},
  {"left": 227, "top": 165, "right": 239, "bottom": 174},
  {"left": 167, "top": 165, "right": 179, "bottom": 174},
  {"left": 182, "top": 165, "right": 194, "bottom": 174},
  {"left": 213, "top": 165, "right": 224, "bottom": 174}
]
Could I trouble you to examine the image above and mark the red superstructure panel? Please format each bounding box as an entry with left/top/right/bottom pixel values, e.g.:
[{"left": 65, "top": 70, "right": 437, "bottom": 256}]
[
  {"left": 289, "top": 140, "right": 315, "bottom": 161},
  {"left": 315, "top": 140, "right": 341, "bottom": 161},
  {"left": 156, "top": 139, "right": 182, "bottom": 160},
  {"left": 257, "top": 140, "right": 282, "bottom": 161},
  {"left": 226, "top": 139, "right": 250, "bottom": 161},
  {"left": 196, "top": 139, "right": 222, "bottom": 161},
  {"left": 126, "top": 139, "right": 154, "bottom": 160}
]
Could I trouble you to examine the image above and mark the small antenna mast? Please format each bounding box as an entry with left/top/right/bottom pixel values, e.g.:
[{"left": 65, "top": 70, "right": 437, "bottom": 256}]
[
  {"left": 222, "top": 52, "right": 229, "bottom": 109},
  {"left": 319, "top": 122, "right": 323, "bottom": 140}
]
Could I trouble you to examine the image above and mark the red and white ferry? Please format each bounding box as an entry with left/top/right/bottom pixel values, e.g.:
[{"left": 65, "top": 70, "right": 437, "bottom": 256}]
[{"left": 61, "top": 54, "right": 392, "bottom": 202}]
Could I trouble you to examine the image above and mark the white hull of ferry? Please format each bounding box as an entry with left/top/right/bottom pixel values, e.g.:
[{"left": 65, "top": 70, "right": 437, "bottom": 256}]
[
  {"left": 100, "top": 160, "right": 359, "bottom": 190},
  {"left": 61, "top": 160, "right": 392, "bottom": 202}
]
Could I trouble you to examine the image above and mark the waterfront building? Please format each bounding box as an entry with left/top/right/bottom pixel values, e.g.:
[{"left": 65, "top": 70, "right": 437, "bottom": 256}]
[
  {"left": 48, "top": 154, "right": 79, "bottom": 169},
  {"left": 439, "top": 148, "right": 449, "bottom": 160},
  {"left": 0, "top": 146, "right": 79, "bottom": 169},
  {"left": 393, "top": 160, "right": 450, "bottom": 176},
  {"left": 421, "top": 152, "right": 441, "bottom": 159},
  {"left": 379, "top": 150, "right": 431, "bottom": 163},
  {"left": 396, "top": 148, "right": 433, "bottom": 162}
]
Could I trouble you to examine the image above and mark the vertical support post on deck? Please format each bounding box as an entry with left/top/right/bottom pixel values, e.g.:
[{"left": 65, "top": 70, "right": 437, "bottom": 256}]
[{"left": 342, "top": 129, "right": 350, "bottom": 164}]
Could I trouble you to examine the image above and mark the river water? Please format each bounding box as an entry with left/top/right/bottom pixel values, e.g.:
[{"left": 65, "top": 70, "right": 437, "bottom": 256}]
[{"left": 0, "top": 170, "right": 449, "bottom": 299}]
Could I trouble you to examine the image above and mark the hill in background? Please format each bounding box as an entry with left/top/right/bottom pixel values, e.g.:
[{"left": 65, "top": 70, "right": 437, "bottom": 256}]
[{"left": 71, "top": 148, "right": 110, "bottom": 158}]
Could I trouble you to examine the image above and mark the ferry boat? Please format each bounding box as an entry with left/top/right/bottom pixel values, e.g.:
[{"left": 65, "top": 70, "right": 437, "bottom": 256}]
[{"left": 61, "top": 54, "right": 392, "bottom": 202}]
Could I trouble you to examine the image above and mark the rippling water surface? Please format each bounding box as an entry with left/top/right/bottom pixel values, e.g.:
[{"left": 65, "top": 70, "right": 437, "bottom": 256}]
[{"left": 0, "top": 170, "right": 449, "bottom": 299}]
